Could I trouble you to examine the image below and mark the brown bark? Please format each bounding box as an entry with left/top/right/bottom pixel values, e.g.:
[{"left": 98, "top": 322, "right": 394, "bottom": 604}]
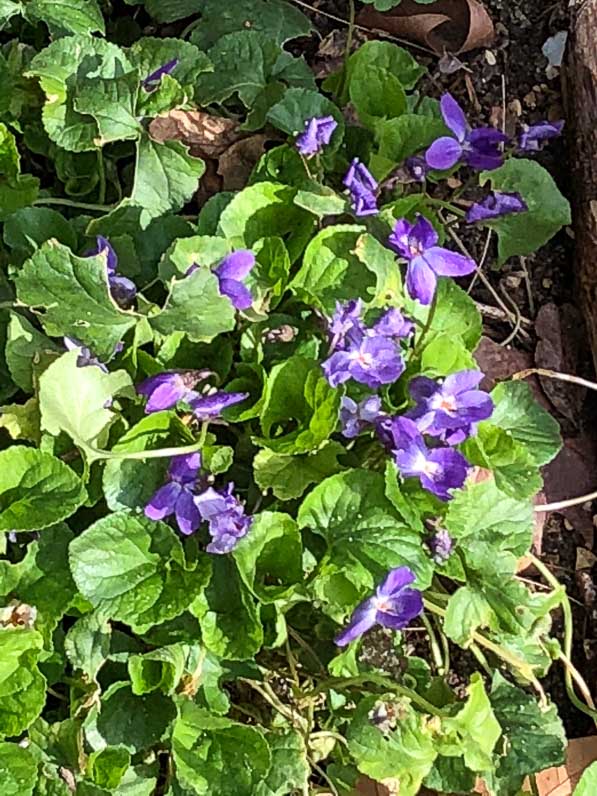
[{"left": 569, "top": 0, "right": 597, "bottom": 371}]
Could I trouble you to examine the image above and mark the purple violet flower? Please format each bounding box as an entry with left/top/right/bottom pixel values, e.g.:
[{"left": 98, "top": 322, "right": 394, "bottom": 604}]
[
  {"left": 296, "top": 115, "right": 338, "bottom": 157},
  {"left": 405, "top": 155, "right": 429, "bottom": 182},
  {"left": 335, "top": 567, "right": 423, "bottom": 647},
  {"left": 390, "top": 417, "right": 470, "bottom": 501},
  {"left": 142, "top": 58, "right": 179, "bottom": 91},
  {"left": 343, "top": 158, "right": 378, "bottom": 217},
  {"left": 63, "top": 337, "right": 107, "bottom": 372},
  {"left": 137, "top": 370, "right": 211, "bottom": 414},
  {"left": 188, "top": 391, "right": 248, "bottom": 422},
  {"left": 323, "top": 334, "right": 404, "bottom": 389},
  {"left": 425, "top": 93, "right": 508, "bottom": 171},
  {"left": 372, "top": 307, "right": 414, "bottom": 340},
  {"left": 145, "top": 453, "right": 202, "bottom": 535},
  {"left": 466, "top": 191, "right": 528, "bottom": 223},
  {"left": 388, "top": 216, "right": 476, "bottom": 305},
  {"left": 407, "top": 370, "right": 493, "bottom": 441},
  {"left": 328, "top": 300, "right": 366, "bottom": 350},
  {"left": 213, "top": 250, "right": 255, "bottom": 310},
  {"left": 195, "top": 483, "right": 252, "bottom": 554},
  {"left": 340, "top": 395, "right": 383, "bottom": 439},
  {"left": 88, "top": 236, "right": 137, "bottom": 309},
  {"left": 518, "top": 120, "right": 564, "bottom": 153},
  {"left": 428, "top": 529, "right": 453, "bottom": 564}
]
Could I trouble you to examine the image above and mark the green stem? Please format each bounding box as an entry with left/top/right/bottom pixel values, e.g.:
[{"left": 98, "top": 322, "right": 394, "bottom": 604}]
[
  {"left": 89, "top": 423, "right": 209, "bottom": 462},
  {"left": 412, "top": 290, "right": 438, "bottom": 358},
  {"left": 529, "top": 773, "right": 540, "bottom": 796},
  {"left": 424, "top": 598, "right": 544, "bottom": 693},
  {"left": 34, "top": 197, "right": 115, "bottom": 213},
  {"left": 306, "top": 674, "right": 450, "bottom": 717},
  {"left": 422, "top": 614, "right": 444, "bottom": 674},
  {"left": 334, "top": 0, "right": 355, "bottom": 101},
  {"left": 426, "top": 197, "right": 466, "bottom": 217},
  {"left": 528, "top": 553, "right": 597, "bottom": 724},
  {"left": 96, "top": 150, "right": 107, "bottom": 205}
]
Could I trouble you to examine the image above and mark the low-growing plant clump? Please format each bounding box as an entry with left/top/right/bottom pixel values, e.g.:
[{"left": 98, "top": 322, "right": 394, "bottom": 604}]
[{"left": 0, "top": 1, "right": 594, "bottom": 794}]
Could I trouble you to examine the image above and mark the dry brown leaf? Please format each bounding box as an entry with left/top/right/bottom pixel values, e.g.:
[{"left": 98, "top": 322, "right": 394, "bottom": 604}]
[
  {"left": 217, "top": 134, "right": 270, "bottom": 191},
  {"left": 358, "top": 0, "right": 495, "bottom": 54},
  {"left": 148, "top": 110, "right": 242, "bottom": 158},
  {"left": 543, "top": 437, "right": 597, "bottom": 545}
]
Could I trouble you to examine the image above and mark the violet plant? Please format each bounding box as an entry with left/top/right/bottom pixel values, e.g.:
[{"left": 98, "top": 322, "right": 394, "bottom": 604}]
[{"left": 0, "top": 5, "right": 587, "bottom": 796}]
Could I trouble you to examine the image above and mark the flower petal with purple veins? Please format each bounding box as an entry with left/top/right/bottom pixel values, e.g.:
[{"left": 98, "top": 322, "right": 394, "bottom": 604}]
[
  {"left": 421, "top": 447, "right": 469, "bottom": 501},
  {"left": 343, "top": 158, "right": 378, "bottom": 217},
  {"left": 347, "top": 335, "right": 405, "bottom": 389},
  {"left": 144, "top": 481, "right": 182, "bottom": 521},
  {"left": 387, "top": 218, "right": 413, "bottom": 259},
  {"left": 340, "top": 395, "right": 382, "bottom": 438},
  {"left": 328, "top": 299, "right": 365, "bottom": 350},
  {"left": 138, "top": 372, "right": 188, "bottom": 413},
  {"left": 440, "top": 93, "right": 469, "bottom": 141},
  {"left": 425, "top": 136, "right": 463, "bottom": 170},
  {"left": 377, "top": 589, "right": 424, "bottom": 630},
  {"left": 335, "top": 598, "right": 377, "bottom": 647},
  {"left": 406, "top": 257, "right": 437, "bottom": 305},
  {"left": 409, "top": 215, "right": 439, "bottom": 251},
  {"left": 321, "top": 350, "right": 353, "bottom": 388}
]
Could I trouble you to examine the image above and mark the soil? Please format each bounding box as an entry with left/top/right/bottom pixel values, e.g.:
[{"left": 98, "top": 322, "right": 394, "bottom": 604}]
[{"left": 298, "top": 0, "right": 597, "bottom": 738}]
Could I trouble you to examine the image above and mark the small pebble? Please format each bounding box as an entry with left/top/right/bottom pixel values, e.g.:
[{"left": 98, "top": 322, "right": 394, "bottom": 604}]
[{"left": 484, "top": 50, "right": 497, "bottom": 66}]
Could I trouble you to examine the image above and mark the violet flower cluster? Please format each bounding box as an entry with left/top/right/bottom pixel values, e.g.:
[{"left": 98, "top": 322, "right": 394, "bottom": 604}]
[
  {"left": 137, "top": 370, "right": 247, "bottom": 420},
  {"left": 87, "top": 236, "right": 137, "bottom": 309},
  {"left": 322, "top": 301, "right": 412, "bottom": 390},
  {"left": 336, "top": 566, "right": 423, "bottom": 646},
  {"left": 375, "top": 370, "right": 493, "bottom": 501},
  {"left": 388, "top": 215, "right": 476, "bottom": 305},
  {"left": 144, "top": 453, "right": 252, "bottom": 551}
]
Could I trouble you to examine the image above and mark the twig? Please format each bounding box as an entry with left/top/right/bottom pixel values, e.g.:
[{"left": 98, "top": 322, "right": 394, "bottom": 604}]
[
  {"left": 476, "top": 302, "right": 532, "bottom": 328},
  {"left": 513, "top": 367, "right": 597, "bottom": 393},
  {"left": 290, "top": 0, "right": 437, "bottom": 55},
  {"left": 519, "top": 256, "right": 535, "bottom": 317},
  {"left": 467, "top": 228, "right": 493, "bottom": 294},
  {"left": 499, "top": 284, "right": 523, "bottom": 347}
]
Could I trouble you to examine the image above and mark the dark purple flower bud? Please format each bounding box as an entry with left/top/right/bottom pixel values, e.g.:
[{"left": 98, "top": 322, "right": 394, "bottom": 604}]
[
  {"left": 142, "top": 58, "right": 179, "bottom": 91},
  {"left": 188, "top": 391, "right": 248, "bottom": 422},
  {"left": 388, "top": 215, "right": 476, "bottom": 305},
  {"left": 322, "top": 333, "right": 405, "bottom": 390},
  {"left": 407, "top": 370, "right": 493, "bottom": 441},
  {"left": 87, "top": 235, "right": 137, "bottom": 309},
  {"left": 145, "top": 452, "right": 202, "bottom": 536},
  {"left": 335, "top": 566, "right": 423, "bottom": 647},
  {"left": 64, "top": 337, "right": 108, "bottom": 372},
  {"left": 518, "top": 120, "right": 564, "bottom": 153},
  {"left": 340, "top": 395, "right": 383, "bottom": 439},
  {"left": 466, "top": 191, "right": 528, "bottom": 223},
  {"left": 425, "top": 93, "right": 508, "bottom": 172},
  {"left": 195, "top": 483, "right": 252, "bottom": 554},
  {"left": 343, "top": 158, "right": 378, "bottom": 217},
  {"left": 295, "top": 115, "right": 338, "bottom": 157},
  {"left": 372, "top": 308, "right": 414, "bottom": 339},
  {"left": 391, "top": 417, "right": 470, "bottom": 501},
  {"left": 405, "top": 155, "right": 428, "bottom": 182},
  {"left": 428, "top": 529, "right": 453, "bottom": 564},
  {"left": 328, "top": 299, "right": 366, "bottom": 350},
  {"left": 137, "top": 370, "right": 211, "bottom": 414},
  {"left": 213, "top": 250, "right": 255, "bottom": 310}
]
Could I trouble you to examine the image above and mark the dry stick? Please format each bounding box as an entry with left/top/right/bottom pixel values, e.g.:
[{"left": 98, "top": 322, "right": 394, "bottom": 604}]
[
  {"left": 513, "top": 367, "right": 597, "bottom": 512},
  {"left": 466, "top": 228, "right": 493, "bottom": 294},
  {"left": 499, "top": 284, "right": 523, "bottom": 347},
  {"left": 290, "top": 0, "right": 437, "bottom": 55},
  {"left": 519, "top": 255, "right": 536, "bottom": 317},
  {"left": 444, "top": 222, "right": 530, "bottom": 343},
  {"left": 476, "top": 302, "right": 532, "bottom": 328}
]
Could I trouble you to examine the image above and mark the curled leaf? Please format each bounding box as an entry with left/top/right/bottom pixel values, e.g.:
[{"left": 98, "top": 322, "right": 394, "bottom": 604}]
[{"left": 358, "top": 0, "right": 495, "bottom": 54}]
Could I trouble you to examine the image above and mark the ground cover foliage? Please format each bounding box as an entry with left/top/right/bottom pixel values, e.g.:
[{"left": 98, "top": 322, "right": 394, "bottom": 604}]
[{"left": 0, "top": 1, "right": 588, "bottom": 794}]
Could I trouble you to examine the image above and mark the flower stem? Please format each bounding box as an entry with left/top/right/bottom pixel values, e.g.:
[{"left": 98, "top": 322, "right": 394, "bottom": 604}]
[
  {"left": 96, "top": 150, "right": 107, "bottom": 206},
  {"left": 90, "top": 422, "right": 210, "bottom": 462},
  {"left": 426, "top": 198, "right": 466, "bottom": 217},
  {"left": 305, "top": 673, "right": 450, "bottom": 717},
  {"left": 412, "top": 290, "right": 438, "bottom": 357},
  {"left": 423, "top": 598, "right": 545, "bottom": 696},
  {"left": 34, "top": 197, "right": 114, "bottom": 212},
  {"left": 528, "top": 553, "right": 597, "bottom": 724}
]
